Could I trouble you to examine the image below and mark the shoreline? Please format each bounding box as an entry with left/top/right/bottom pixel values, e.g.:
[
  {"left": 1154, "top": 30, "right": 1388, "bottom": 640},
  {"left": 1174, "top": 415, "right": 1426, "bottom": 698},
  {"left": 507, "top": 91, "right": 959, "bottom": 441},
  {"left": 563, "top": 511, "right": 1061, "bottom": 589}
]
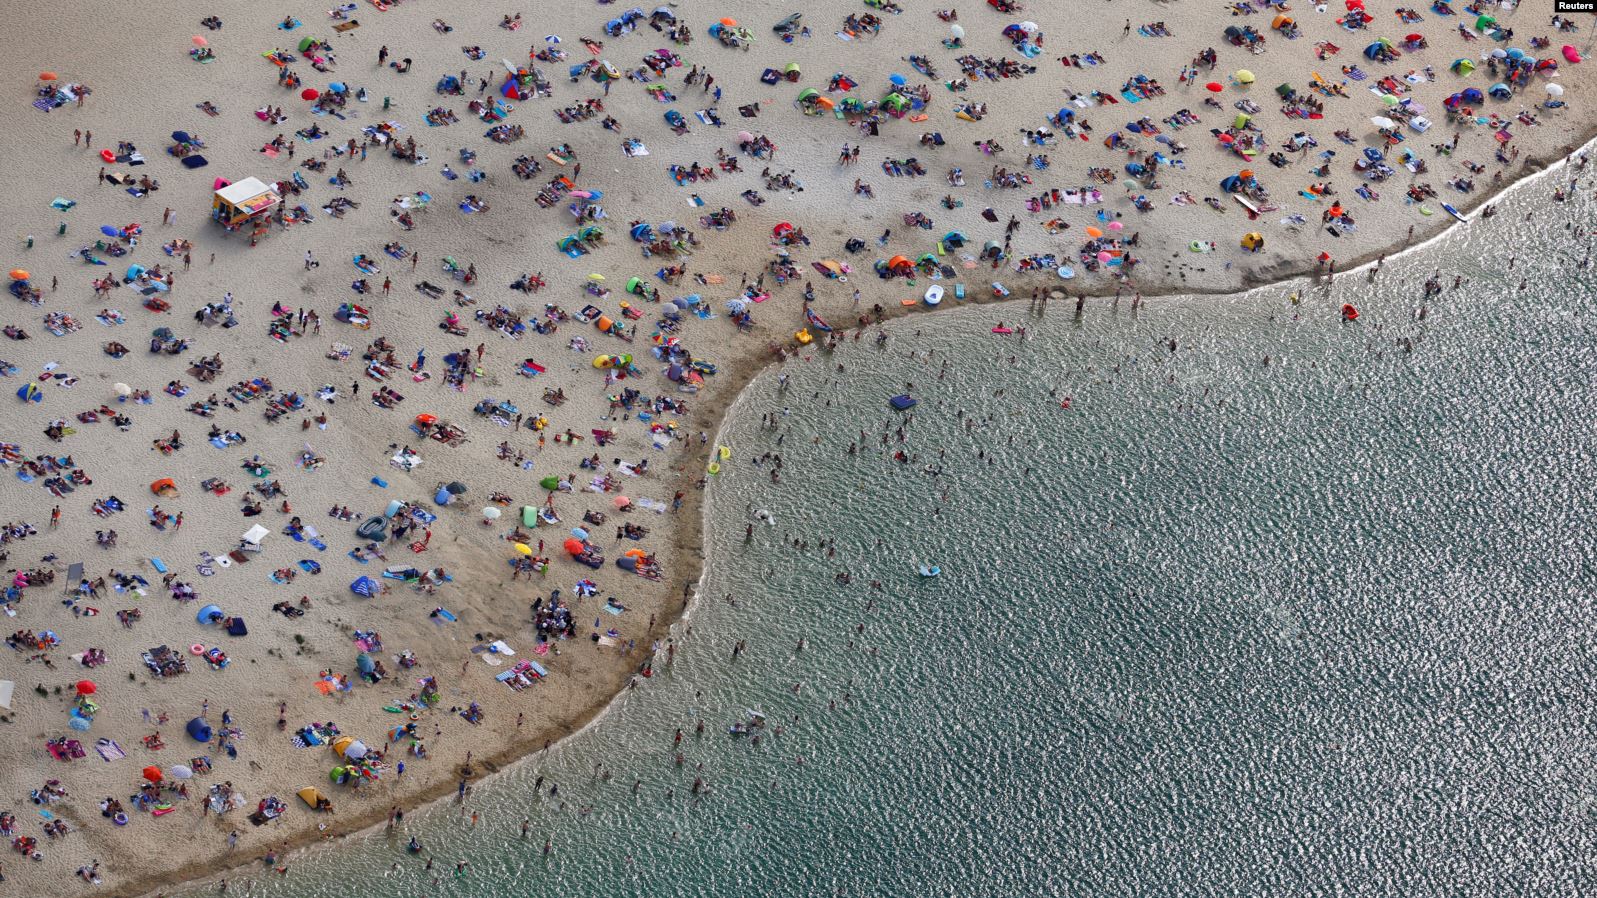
[
  {"left": 116, "top": 128, "right": 1593, "bottom": 898},
  {"left": 4, "top": 2, "right": 1593, "bottom": 894}
]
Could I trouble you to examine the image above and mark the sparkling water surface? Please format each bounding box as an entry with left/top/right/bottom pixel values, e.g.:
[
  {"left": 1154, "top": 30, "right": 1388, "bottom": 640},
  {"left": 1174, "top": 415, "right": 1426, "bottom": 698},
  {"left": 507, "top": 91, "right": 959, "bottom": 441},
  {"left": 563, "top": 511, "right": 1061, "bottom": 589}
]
[{"left": 187, "top": 173, "right": 1597, "bottom": 897}]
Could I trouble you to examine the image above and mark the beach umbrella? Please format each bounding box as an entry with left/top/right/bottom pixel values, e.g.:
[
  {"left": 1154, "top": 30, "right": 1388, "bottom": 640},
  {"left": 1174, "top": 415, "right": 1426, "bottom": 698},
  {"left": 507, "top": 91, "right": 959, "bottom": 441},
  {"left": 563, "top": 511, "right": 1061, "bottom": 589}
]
[
  {"left": 563, "top": 538, "right": 585, "bottom": 555},
  {"left": 1381, "top": 94, "right": 1400, "bottom": 106},
  {"left": 169, "top": 764, "right": 194, "bottom": 779},
  {"left": 356, "top": 653, "right": 375, "bottom": 676},
  {"left": 9, "top": 269, "right": 28, "bottom": 280},
  {"left": 588, "top": 272, "right": 605, "bottom": 281},
  {"left": 1405, "top": 33, "right": 1423, "bottom": 42},
  {"left": 889, "top": 73, "right": 907, "bottom": 87},
  {"left": 720, "top": 16, "right": 738, "bottom": 26},
  {"left": 446, "top": 481, "right": 467, "bottom": 495},
  {"left": 1235, "top": 69, "right": 1255, "bottom": 84},
  {"left": 1096, "top": 251, "right": 1113, "bottom": 263},
  {"left": 1547, "top": 82, "right": 1565, "bottom": 97},
  {"left": 482, "top": 507, "right": 501, "bottom": 521},
  {"left": 1218, "top": 133, "right": 1235, "bottom": 144},
  {"left": 328, "top": 82, "right": 347, "bottom": 94},
  {"left": 343, "top": 740, "right": 368, "bottom": 759},
  {"left": 1490, "top": 48, "right": 1508, "bottom": 59},
  {"left": 1085, "top": 226, "right": 1104, "bottom": 238},
  {"left": 69, "top": 716, "right": 91, "bottom": 731},
  {"left": 950, "top": 24, "right": 965, "bottom": 39},
  {"left": 571, "top": 527, "right": 589, "bottom": 540},
  {"left": 613, "top": 495, "right": 631, "bottom": 509},
  {"left": 192, "top": 35, "right": 207, "bottom": 47},
  {"left": 545, "top": 34, "right": 561, "bottom": 44},
  {"left": 301, "top": 88, "right": 320, "bottom": 101},
  {"left": 142, "top": 765, "right": 163, "bottom": 783},
  {"left": 1370, "top": 116, "right": 1397, "bottom": 129},
  {"left": 1205, "top": 82, "right": 1223, "bottom": 93},
  {"left": 1108, "top": 221, "right": 1124, "bottom": 231},
  {"left": 114, "top": 383, "right": 132, "bottom": 397},
  {"left": 39, "top": 72, "right": 57, "bottom": 81},
  {"left": 513, "top": 542, "right": 533, "bottom": 556},
  {"left": 75, "top": 679, "right": 96, "bottom": 696}
]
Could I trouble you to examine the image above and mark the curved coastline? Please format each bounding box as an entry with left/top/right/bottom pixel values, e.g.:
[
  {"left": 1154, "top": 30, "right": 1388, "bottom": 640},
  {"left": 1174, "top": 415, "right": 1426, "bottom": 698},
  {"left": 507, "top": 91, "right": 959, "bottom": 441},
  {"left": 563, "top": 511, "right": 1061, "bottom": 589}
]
[{"left": 122, "top": 129, "right": 1595, "bottom": 898}]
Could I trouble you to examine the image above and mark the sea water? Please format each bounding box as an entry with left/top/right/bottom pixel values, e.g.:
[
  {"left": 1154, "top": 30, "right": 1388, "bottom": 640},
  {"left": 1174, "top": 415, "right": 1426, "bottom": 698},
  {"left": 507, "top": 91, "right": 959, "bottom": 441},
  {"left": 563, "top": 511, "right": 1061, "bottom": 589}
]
[{"left": 189, "top": 174, "right": 1597, "bottom": 896}]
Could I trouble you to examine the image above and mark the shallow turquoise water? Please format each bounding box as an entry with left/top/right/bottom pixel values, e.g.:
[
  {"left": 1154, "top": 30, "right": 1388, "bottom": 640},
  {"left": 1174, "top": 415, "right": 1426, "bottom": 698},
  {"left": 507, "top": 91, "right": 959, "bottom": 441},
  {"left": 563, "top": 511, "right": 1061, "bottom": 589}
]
[{"left": 192, "top": 174, "right": 1597, "bottom": 896}]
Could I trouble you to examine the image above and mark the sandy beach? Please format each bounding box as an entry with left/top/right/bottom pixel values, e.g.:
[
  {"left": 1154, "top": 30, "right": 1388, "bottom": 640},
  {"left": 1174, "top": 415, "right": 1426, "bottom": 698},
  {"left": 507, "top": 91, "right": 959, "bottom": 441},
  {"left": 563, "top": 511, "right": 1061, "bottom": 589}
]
[{"left": 0, "top": 0, "right": 1590, "bottom": 892}]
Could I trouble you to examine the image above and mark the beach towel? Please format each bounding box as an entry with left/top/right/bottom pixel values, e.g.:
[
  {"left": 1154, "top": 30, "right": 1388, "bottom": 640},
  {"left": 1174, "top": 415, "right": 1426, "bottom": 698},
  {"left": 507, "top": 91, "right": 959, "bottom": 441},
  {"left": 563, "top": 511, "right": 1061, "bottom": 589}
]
[{"left": 95, "top": 739, "right": 126, "bottom": 762}]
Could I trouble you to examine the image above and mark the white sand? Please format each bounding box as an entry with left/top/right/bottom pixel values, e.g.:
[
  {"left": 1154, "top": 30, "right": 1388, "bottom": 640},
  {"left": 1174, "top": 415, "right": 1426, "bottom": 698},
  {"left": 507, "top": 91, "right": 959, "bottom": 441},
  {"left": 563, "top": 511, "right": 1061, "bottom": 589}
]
[{"left": 0, "top": 0, "right": 1590, "bottom": 892}]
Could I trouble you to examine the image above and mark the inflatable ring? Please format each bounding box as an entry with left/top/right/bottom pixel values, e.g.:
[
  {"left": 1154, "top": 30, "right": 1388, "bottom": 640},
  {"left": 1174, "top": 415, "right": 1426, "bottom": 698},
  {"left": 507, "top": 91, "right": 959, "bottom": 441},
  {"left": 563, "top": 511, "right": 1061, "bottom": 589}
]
[
  {"left": 113, "top": 812, "right": 129, "bottom": 826},
  {"left": 707, "top": 462, "right": 721, "bottom": 475},
  {"left": 190, "top": 644, "right": 206, "bottom": 655},
  {"left": 409, "top": 712, "right": 419, "bottom": 721},
  {"left": 100, "top": 149, "right": 115, "bottom": 163},
  {"left": 1189, "top": 241, "right": 1203, "bottom": 252}
]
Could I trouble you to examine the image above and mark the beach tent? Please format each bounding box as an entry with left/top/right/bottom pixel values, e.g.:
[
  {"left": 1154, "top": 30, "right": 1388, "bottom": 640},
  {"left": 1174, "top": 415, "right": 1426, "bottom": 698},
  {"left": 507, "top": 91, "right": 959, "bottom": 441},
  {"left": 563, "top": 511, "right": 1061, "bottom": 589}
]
[
  {"left": 1451, "top": 58, "right": 1475, "bottom": 75},
  {"left": 196, "top": 604, "right": 224, "bottom": 624},
  {"left": 356, "top": 653, "right": 375, "bottom": 676},
  {"left": 1488, "top": 82, "right": 1511, "bottom": 99},
  {"left": 350, "top": 576, "right": 379, "bottom": 597},
  {"left": 1475, "top": 15, "right": 1496, "bottom": 31},
  {"left": 331, "top": 736, "right": 354, "bottom": 756},
  {"left": 212, "top": 177, "right": 280, "bottom": 226},
  {"left": 1461, "top": 87, "right": 1484, "bottom": 103},
  {"left": 16, "top": 382, "right": 42, "bottom": 403},
  {"left": 298, "top": 787, "right": 327, "bottom": 809},
  {"left": 242, "top": 524, "right": 270, "bottom": 545},
  {"left": 187, "top": 717, "right": 212, "bottom": 743},
  {"left": 151, "top": 478, "right": 179, "bottom": 497}
]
